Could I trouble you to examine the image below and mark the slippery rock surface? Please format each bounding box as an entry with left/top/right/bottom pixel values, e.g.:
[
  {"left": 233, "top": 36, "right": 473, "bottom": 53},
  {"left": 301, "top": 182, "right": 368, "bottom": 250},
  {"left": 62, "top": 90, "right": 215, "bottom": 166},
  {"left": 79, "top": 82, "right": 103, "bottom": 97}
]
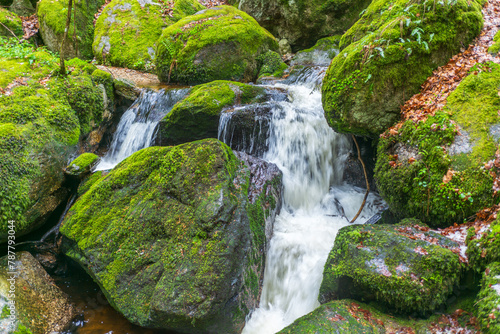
[
  {"left": 60, "top": 139, "right": 282, "bottom": 333},
  {"left": 156, "top": 5, "right": 279, "bottom": 85},
  {"left": 93, "top": 0, "right": 204, "bottom": 71},
  {"left": 0, "top": 252, "right": 76, "bottom": 334},
  {"left": 321, "top": 0, "right": 483, "bottom": 136},
  {"left": 320, "top": 223, "right": 463, "bottom": 313}
]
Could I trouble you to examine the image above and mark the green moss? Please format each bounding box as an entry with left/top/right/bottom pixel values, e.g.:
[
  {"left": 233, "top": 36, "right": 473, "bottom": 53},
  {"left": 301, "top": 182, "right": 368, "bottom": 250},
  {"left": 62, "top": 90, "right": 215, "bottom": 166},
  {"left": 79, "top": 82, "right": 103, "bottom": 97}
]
[
  {"left": 60, "top": 139, "right": 272, "bottom": 332},
  {"left": 375, "top": 63, "right": 500, "bottom": 226},
  {"left": 157, "top": 80, "right": 265, "bottom": 145},
  {"left": 156, "top": 5, "right": 279, "bottom": 85},
  {"left": 66, "top": 58, "right": 97, "bottom": 75},
  {"left": 257, "top": 50, "right": 287, "bottom": 78},
  {"left": 476, "top": 262, "right": 500, "bottom": 332},
  {"left": 489, "top": 30, "right": 500, "bottom": 55},
  {"left": 466, "top": 218, "right": 500, "bottom": 273},
  {"left": 321, "top": 224, "right": 462, "bottom": 313},
  {"left": 37, "top": 0, "right": 105, "bottom": 59},
  {"left": 66, "top": 152, "right": 99, "bottom": 176},
  {"left": 91, "top": 68, "right": 114, "bottom": 104},
  {"left": 0, "top": 8, "right": 23, "bottom": 38},
  {"left": 322, "top": 0, "right": 483, "bottom": 136}
]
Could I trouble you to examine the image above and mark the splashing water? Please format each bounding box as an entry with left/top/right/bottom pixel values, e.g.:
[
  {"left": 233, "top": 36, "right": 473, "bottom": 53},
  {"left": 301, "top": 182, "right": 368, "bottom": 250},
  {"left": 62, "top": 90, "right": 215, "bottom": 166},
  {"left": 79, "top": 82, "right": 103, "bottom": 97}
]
[{"left": 95, "top": 88, "right": 188, "bottom": 171}]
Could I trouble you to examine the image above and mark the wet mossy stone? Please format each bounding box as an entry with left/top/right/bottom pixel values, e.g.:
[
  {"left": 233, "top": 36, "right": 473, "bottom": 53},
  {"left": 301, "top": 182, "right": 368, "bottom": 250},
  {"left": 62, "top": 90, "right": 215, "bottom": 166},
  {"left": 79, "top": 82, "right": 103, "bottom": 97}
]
[
  {"left": 466, "top": 218, "right": 500, "bottom": 273},
  {"left": 0, "top": 8, "right": 23, "bottom": 38},
  {"left": 322, "top": 0, "right": 483, "bottom": 136},
  {"left": 0, "top": 49, "right": 109, "bottom": 242},
  {"left": 375, "top": 62, "right": 500, "bottom": 226},
  {"left": 320, "top": 224, "right": 462, "bottom": 313},
  {"left": 257, "top": 50, "right": 287, "bottom": 78},
  {"left": 291, "top": 35, "right": 341, "bottom": 67},
  {"left": 64, "top": 153, "right": 99, "bottom": 179},
  {"left": 476, "top": 262, "right": 500, "bottom": 332},
  {"left": 155, "top": 80, "right": 265, "bottom": 146},
  {"left": 37, "top": 0, "right": 105, "bottom": 59},
  {"left": 228, "top": 0, "right": 372, "bottom": 51},
  {"left": 92, "top": 0, "right": 204, "bottom": 72},
  {"left": 156, "top": 5, "right": 279, "bottom": 85},
  {"left": 277, "top": 299, "right": 385, "bottom": 334},
  {"left": 60, "top": 139, "right": 283, "bottom": 333},
  {"left": 0, "top": 252, "right": 76, "bottom": 334}
]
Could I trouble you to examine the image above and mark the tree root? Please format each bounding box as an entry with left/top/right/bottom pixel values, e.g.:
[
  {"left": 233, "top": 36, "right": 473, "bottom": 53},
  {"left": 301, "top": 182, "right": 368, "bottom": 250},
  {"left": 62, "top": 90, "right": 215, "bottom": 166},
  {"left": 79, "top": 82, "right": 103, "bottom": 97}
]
[{"left": 350, "top": 134, "right": 370, "bottom": 224}]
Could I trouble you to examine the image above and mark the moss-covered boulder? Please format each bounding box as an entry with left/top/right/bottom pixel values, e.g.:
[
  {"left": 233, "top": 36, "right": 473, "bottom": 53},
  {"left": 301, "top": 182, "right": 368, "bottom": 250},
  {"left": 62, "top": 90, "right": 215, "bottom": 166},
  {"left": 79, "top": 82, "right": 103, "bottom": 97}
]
[
  {"left": 155, "top": 80, "right": 266, "bottom": 146},
  {"left": 320, "top": 223, "right": 462, "bottom": 313},
  {"left": 9, "top": 0, "right": 35, "bottom": 17},
  {"left": 277, "top": 300, "right": 385, "bottom": 333},
  {"left": 60, "top": 139, "right": 283, "bottom": 333},
  {"left": 38, "top": 0, "right": 105, "bottom": 59},
  {"left": 488, "top": 30, "right": 500, "bottom": 55},
  {"left": 156, "top": 5, "right": 279, "bottom": 85},
  {"left": 291, "top": 36, "right": 341, "bottom": 67},
  {"left": 64, "top": 152, "right": 99, "bottom": 179},
  {"left": 476, "top": 262, "right": 500, "bottom": 333},
  {"left": 228, "top": 0, "right": 371, "bottom": 50},
  {"left": 257, "top": 50, "right": 287, "bottom": 78},
  {"left": 0, "top": 252, "right": 76, "bottom": 334},
  {"left": 322, "top": 0, "right": 483, "bottom": 136},
  {"left": 92, "top": 0, "right": 203, "bottom": 72},
  {"left": 466, "top": 218, "right": 500, "bottom": 273},
  {"left": 375, "top": 62, "right": 500, "bottom": 226},
  {"left": 0, "top": 8, "right": 23, "bottom": 38},
  {"left": 0, "top": 41, "right": 110, "bottom": 242}
]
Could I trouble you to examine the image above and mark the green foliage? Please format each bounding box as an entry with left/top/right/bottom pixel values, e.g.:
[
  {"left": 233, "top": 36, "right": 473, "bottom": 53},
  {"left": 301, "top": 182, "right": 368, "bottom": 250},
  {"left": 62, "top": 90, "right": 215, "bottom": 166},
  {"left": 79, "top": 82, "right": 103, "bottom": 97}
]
[
  {"left": 322, "top": 0, "right": 483, "bottom": 136},
  {"left": 156, "top": 5, "right": 279, "bottom": 85},
  {"left": 488, "top": 30, "right": 500, "bottom": 55},
  {"left": 0, "top": 8, "right": 23, "bottom": 38},
  {"left": 466, "top": 218, "right": 500, "bottom": 273},
  {"left": 476, "top": 262, "right": 500, "bottom": 332}
]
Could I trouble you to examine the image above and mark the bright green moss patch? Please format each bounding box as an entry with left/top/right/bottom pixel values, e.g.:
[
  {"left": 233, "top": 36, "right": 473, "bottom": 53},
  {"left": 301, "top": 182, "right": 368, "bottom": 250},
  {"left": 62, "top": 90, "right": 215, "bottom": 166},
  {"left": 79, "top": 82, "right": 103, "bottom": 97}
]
[
  {"left": 476, "top": 262, "right": 500, "bottom": 332},
  {"left": 322, "top": 0, "right": 483, "bottom": 136},
  {"left": 375, "top": 63, "right": 500, "bottom": 226},
  {"left": 257, "top": 50, "right": 287, "bottom": 78},
  {"left": 156, "top": 5, "right": 279, "bottom": 85},
  {"left": 37, "top": 0, "right": 105, "bottom": 59},
  {"left": 488, "top": 30, "right": 500, "bottom": 54},
  {"left": 156, "top": 80, "right": 265, "bottom": 145},
  {"left": 65, "top": 152, "right": 99, "bottom": 177},
  {"left": 321, "top": 224, "right": 462, "bottom": 313},
  {"left": 0, "top": 8, "right": 23, "bottom": 38},
  {"left": 66, "top": 58, "right": 97, "bottom": 76},
  {"left": 93, "top": 0, "right": 203, "bottom": 72},
  {"left": 60, "top": 139, "right": 279, "bottom": 333}
]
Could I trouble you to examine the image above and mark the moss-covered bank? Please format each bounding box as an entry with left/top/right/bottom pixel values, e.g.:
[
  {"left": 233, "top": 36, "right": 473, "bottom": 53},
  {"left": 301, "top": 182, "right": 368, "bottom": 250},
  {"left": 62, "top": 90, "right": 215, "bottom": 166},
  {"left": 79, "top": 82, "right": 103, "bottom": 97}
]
[
  {"left": 322, "top": 0, "right": 483, "bottom": 136},
  {"left": 375, "top": 62, "right": 500, "bottom": 226},
  {"left": 0, "top": 8, "right": 22, "bottom": 38},
  {"left": 156, "top": 5, "right": 279, "bottom": 85}
]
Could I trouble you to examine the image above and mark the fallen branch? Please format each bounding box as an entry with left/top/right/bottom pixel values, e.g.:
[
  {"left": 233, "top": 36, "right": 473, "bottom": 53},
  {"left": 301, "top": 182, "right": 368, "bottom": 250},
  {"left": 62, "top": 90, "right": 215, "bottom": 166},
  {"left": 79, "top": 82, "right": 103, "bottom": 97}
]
[
  {"left": 350, "top": 135, "right": 370, "bottom": 224},
  {"left": 0, "top": 21, "right": 21, "bottom": 42}
]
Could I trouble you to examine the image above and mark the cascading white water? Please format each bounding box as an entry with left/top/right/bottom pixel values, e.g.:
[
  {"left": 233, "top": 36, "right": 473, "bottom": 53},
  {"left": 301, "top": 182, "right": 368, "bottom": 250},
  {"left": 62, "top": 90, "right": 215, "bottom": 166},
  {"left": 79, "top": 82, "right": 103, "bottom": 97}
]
[
  {"left": 96, "top": 88, "right": 188, "bottom": 171},
  {"left": 224, "top": 69, "right": 383, "bottom": 334}
]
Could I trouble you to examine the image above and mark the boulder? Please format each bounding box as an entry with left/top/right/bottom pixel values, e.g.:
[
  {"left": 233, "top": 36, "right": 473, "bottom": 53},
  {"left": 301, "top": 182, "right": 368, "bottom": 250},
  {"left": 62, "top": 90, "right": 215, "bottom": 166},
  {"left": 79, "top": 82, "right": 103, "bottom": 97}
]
[
  {"left": 37, "top": 0, "right": 105, "bottom": 59},
  {"left": 375, "top": 62, "right": 500, "bottom": 226},
  {"left": 156, "top": 5, "right": 279, "bottom": 85},
  {"left": 155, "top": 80, "right": 266, "bottom": 146},
  {"left": 228, "top": 0, "right": 371, "bottom": 51},
  {"left": 0, "top": 252, "right": 76, "bottom": 334},
  {"left": 93, "top": 0, "right": 204, "bottom": 72},
  {"left": 290, "top": 36, "right": 341, "bottom": 67},
  {"left": 476, "top": 262, "right": 500, "bottom": 333},
  {"left": 0, "top": 47, "right": 110, "bottom": 242},
  {"left": 322, "top": 0, "right": 483, "bottom": 136},
  {"left": 0, "top": 8, "right": 23, "bottom": 38},
  {"left": 257, "top": 50, "right": 287, "bottom": 78},
  {"left": 9, "top": 0, "right": 35, "bottom": 17},
  {"left": 64, "top": 152, "right": 100, "bottom": 179},
  {"left": 466, "top": 218, "right": 500, "bottom": 273},
  {"left": 113, "top": 77, "right": 141, "bottom": 101},
  {"left": 320, "top": 223, "right": 463, "bottom": 313},
  {"left": 60, "top": 139, "right": 283, "bottom": 333}
]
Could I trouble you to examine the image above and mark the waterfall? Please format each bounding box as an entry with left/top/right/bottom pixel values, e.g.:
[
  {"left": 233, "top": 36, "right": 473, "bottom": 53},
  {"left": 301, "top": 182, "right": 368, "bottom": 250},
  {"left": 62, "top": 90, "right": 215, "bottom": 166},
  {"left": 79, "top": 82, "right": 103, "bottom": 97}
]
[
  {"left": 218, "top": 68, "right": 383, "bottom": 334},
  {"left": 96, "top": 88, "right": 189, "bottom": 171}
]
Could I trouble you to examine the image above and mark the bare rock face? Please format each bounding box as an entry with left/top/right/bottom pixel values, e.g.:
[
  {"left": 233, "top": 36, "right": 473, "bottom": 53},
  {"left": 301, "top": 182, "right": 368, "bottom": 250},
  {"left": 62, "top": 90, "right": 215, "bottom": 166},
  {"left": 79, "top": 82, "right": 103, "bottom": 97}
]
[{"left": 0, "top": 252, "right": 76, "bottom": 334}]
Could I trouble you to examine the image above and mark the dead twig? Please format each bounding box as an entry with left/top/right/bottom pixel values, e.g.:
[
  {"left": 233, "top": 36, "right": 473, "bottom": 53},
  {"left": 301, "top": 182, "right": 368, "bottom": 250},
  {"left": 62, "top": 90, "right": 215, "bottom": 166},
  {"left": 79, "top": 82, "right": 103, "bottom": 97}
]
[
  {"left": 0, "top": 21, "right": 21, "bottom": 42},
  {"left": 350, "top": 135, "right": 370, "bottom": 223}
]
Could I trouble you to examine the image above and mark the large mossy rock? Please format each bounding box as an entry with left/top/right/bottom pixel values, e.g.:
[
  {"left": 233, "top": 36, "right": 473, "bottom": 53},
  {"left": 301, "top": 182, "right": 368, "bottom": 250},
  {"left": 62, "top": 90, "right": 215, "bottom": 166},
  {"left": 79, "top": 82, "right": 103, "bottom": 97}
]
[
  {"left": 0, "top": 8, "right": 23, "bottom": 38},
  {"left": 320, "top": 223, "right": 462, "bottom": 313},
  {"left": 156, "top": 5, "right": 279, "bottom": 85},
  {"left": 322, "top": 0, "right": 483, "bottom": 136},
  {"left": 0, "top": 42, "right": 112, "bottom": 242},
  {"left": 277, "top": 300, "right": 385, "bottom": 333},
  {"left": 155, "top": 80, "right": 266, "bottom": 146},
  {"left": 375, "top": 62, "right": 500, "bottom": 226},
  {"left": 38, "top": 0, "right": 105, "bottom": 59},
  {"left": 466, "top": 218, "right": 500, "bottom": 273},
  {"left": 228, "top": 0, "right": 371, "bottom": 51},
  {"left": 93, "top": 0, "right": 204, "bottom": 72},
  {"left": 60, "top": 139, "right": 283, "bottom": 333},
  {"left": 476, "top": 262, "right": 500, "bottom": 333},
  {"left": 0, "top": 252, "right": 76, "bottom": 334},
  {"left": 9, "top": 0, "right": 35, "bottom": 17}
]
